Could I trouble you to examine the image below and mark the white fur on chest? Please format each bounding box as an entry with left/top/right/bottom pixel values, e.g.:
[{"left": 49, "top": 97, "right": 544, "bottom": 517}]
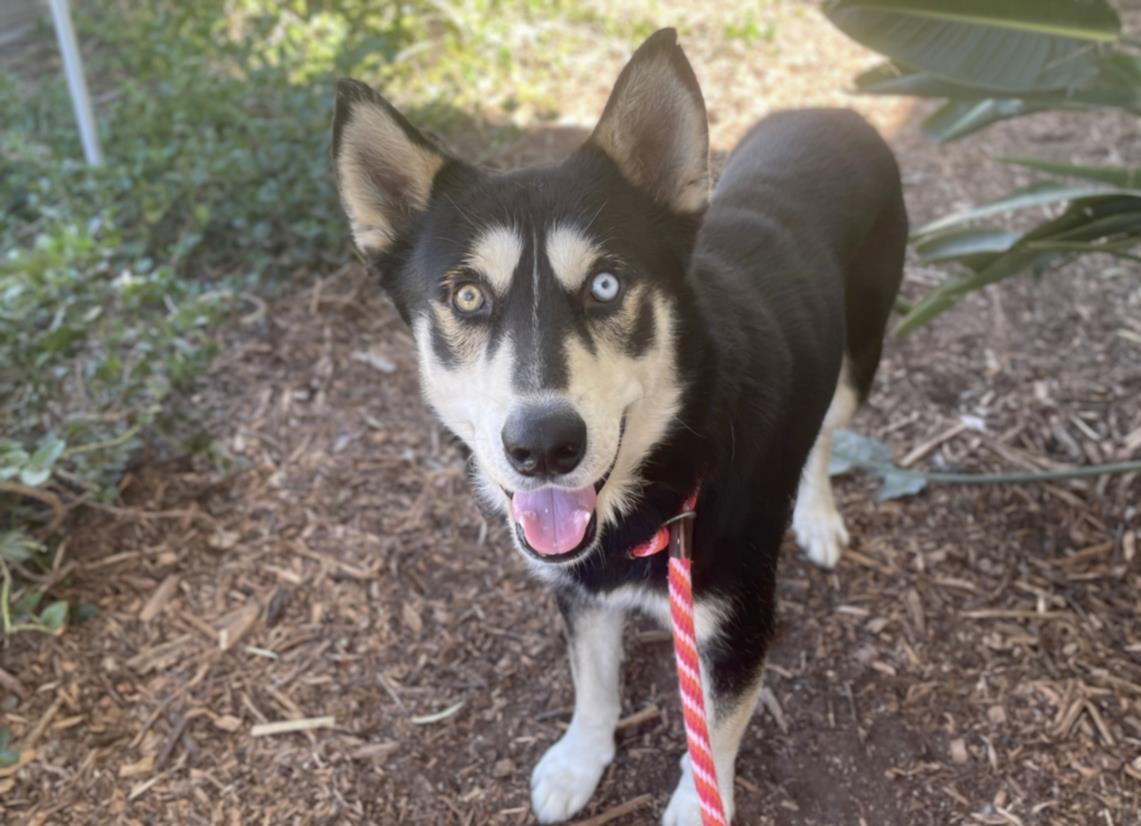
[{"left": 598, "top": 583, "right": 729, "bottom": 647}]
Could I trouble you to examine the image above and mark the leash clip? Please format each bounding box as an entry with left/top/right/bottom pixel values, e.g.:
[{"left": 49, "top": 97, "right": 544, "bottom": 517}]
[{"left": 666, "top": 510, "right": 696, "bottom": 561}]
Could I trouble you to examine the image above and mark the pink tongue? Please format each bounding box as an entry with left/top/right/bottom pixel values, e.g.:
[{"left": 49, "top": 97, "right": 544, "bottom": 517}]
[{"left": 511, "top": 486, "right": 597, "bottom": 555}]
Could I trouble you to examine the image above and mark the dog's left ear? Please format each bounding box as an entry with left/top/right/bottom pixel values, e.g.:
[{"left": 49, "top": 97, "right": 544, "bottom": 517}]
[
  {"left": 587, "top": 28, "right": 710, "bottom": 213},
  {"left": 332, "top": 79, "right": 452, "bottom": 257}
]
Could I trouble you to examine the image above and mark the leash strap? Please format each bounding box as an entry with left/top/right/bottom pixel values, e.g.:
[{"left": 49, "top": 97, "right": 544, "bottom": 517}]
[{"left": 632, "top": 490, "right": 727, "bottom": 825}]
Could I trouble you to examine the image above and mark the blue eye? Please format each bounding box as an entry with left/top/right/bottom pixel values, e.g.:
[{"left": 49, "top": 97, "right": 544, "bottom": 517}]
[{"left": 589, "top": 272, "right": 620, "bottom": 303}]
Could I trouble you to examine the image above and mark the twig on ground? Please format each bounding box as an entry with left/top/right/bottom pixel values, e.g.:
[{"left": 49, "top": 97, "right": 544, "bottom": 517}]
[
  {"left": 570, "top": 794, "right": 654, "bottom": 826},
  {"left": 615, "top": 704, "right": 660, "bottom": 732},
  {"left": 250, "top": 717, "right": 335, "bottom": 737}
]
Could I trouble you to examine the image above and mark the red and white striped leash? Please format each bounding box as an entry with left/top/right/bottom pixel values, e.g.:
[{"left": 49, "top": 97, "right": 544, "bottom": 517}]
[{"left": 629, "top": 489, "right": 727, "bottom": 826}]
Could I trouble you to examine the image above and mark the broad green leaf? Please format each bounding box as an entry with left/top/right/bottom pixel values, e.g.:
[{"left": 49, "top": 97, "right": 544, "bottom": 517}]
[
  {"left": 1040, "top": 210, "right": 1141, "bottom": 244},
  {"left": 915, "top": 227, "right": 1019, "bottom": 263},
  {"left": 18, "top": 436, "right": 66, "bottom": 488},
  {"left": 829, "top": 429, "right": 893, "bottom": 476},
  {"left": 827, "top": 430, "right": 930, "bottom": 501},
  {"left": 913, "top": 181, "right": 1139, "bottom": 238},
  {"left": 899, "top": 194, "right": 1141, "bottom": 333},
  {"left": 921, "top": 98, "right": 1057, "bottom": 143},
  {"left": 893, "top": 276, "right": 975, "bottom": 335},
  {"left": 38, "top": 600, "right": 69, "bottom": 633},
  {"left": 1028, "top": 239, "right": 1141, "bottom": 258},
  {"left": 860, "top": 71, "right": 1138, "bottom": 144},
  {"left": 1003, "top": 157, "right": 1141, "bottom": 188},
  {"left": 856, "top": 53, "right": 1141, "bottom": 111},
  {"left": 824, "top": 0, "right": 1121, "bottom": 94},
  {"left": 0, "top": 532, "right": 44, "bottom": 564},
  {"left": 0, "top": 443, "right": 29, "bottom": 481},
  {"left": 875, "top": 468, "right": 929, "bottom": 502},
  {"left": 1020, "top": 194, "right": 1141, "bottom": 242},
  {"left": 894, "top": 249, "right": 1056, "bottom": 335},
  {"left": 854, "top": 61, "right": 989, "bottom": 98},
  {"left": 11, "top": 590, "right": 43, "bottom": 620}
]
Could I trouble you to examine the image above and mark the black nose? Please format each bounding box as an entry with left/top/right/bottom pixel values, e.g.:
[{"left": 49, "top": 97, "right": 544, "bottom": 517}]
[{"left": 502, "top": 402, "right": 587, "bottom": 478}]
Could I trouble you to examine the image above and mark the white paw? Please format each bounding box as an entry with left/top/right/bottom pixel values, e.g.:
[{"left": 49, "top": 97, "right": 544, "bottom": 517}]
[
  {"left": 662, "top": 778, "right": 703, "bottom": 826},
  {"left": 663, "top": 756, "right": 734, "bottom": 826},
  {"left": 530, "top": 729, "right": 614, "bottom": 823},
  {"left": 793, "top": 498, "right": 849, "bottom": 569}
]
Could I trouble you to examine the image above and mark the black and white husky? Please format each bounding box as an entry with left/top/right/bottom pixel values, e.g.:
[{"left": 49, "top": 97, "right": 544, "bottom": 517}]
[{"left": 332, "top": 28, "right": 906, "bottom": 825}]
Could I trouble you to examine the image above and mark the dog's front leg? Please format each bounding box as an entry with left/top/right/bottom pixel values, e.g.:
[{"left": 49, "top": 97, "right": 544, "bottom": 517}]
[
  {"left": 531, "top": 592, "right": 625, "bottom": 823},
  {"left": 663, "top": 598, "right": 768, "bottom": 826}
]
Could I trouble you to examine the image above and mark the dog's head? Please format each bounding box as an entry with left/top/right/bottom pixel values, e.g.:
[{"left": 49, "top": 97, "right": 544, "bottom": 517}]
[{"left": 332, "top": 29, "right": 708, "bottom": 567}]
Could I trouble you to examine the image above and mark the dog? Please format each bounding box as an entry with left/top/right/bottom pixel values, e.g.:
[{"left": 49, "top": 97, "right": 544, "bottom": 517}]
[{"left": 331, "top": 28, "right": 906, "bottom": 825}]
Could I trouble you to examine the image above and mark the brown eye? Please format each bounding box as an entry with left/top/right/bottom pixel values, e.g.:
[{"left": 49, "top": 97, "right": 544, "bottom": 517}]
[{"left": 453, "top": 283, "right": 487, "bottom": 315}]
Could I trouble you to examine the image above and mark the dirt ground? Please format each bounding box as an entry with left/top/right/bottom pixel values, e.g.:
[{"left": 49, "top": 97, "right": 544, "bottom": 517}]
[{"left": 3, "top": 3, "right": 1140, "bottom": 824}]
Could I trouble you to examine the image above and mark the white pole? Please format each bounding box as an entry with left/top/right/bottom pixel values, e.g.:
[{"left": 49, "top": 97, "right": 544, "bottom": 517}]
[{"left": 48, "top": 0, "right": 103, "bottom": 166}]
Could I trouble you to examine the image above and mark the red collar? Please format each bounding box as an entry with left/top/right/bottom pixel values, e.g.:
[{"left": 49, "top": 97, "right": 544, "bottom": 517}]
[{"left": 628, "top": 488, "right": 700, "bottom": 559}]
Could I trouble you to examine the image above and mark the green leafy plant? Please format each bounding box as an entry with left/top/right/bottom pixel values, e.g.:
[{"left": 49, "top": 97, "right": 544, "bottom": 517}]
[
  {"left": 2, "top": 0, "right": 669, "bottom": 633},
  {"left": 0, "top": 0, "right": 454, "bottom": 633},
  {"left": 824, "top": 0, "right": 1141, "bottom": 333},
  {"left": 0, "top": 531, "right": 69, "bottom": 635}
]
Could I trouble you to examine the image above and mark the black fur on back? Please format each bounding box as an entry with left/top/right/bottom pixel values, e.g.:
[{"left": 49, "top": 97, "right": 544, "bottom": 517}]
[{"left": 562, "top": 109, "right": 907, "bottom": 697}]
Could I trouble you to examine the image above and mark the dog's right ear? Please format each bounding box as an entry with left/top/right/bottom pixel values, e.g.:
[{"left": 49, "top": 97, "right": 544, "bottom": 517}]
[
  {"left": 587, "top": 28, "right": 710, "bottom": 214},
  {"left": 332, "top": 79, "right": 450, "bottom": 257}
]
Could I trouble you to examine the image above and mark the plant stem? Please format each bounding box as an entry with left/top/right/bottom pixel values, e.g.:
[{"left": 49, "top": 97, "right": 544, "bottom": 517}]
[
  {"left": 63, "top": 424, "right": 141, "bottom": 457},
  {"left": 0, "top": 560, "right": 54, "bottom": 636},
  {"left": 0, "top": 559, "right": 11, "bottom": 634},
  {"left": 902, "top": 460, "right": 1141, "bottom": 486}
]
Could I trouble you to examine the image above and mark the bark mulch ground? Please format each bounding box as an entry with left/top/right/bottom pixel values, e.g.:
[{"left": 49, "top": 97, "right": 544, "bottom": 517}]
[{"left": 2, "top": 4, "right": 1139, "bottom": 824}]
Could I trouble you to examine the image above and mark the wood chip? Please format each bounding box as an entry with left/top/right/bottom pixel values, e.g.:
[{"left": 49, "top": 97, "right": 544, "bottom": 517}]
[
  {"left": 217, "top": 598, "right": 261, "bottom": 651},
  {"left": 950, "top": 738, "right": 969, "bottom": 764},
  {"left": 0, "top": 667, "right": 27, "bottom": 700},
  {"left": 761, "top": 686, "right": 789, "bottom": 734},
  {"left": 350, "top": 350, "right": 397, "bottom": 374},
  {"left": 349, "top": 741, "right": 399, "bottom": 761},
  {"left": 118, "top": 753, "right": 155, "bottom": 778},
  {"left": 1085, "top": 701, "right": 1117, "bottom": 748},
  {"left": 401, "top": 602, "right": 423, "bottom": 636},
  {"left": 211, "top": 714, "right": 242, "bottom": 732},
  {"left": 615, "top": 704, "right": 659, "bottom": 732},
  {"left": 409, "top": 701, "right": 465, "bottom": 725},
  {"left": 961, "top": 609, "right": 1070, "bottom": 621},
  {"left": 900, "top": 421, "right": 966, "bottom": 467},
  {"left": 127, "top": 772, "right": 165, "bottom": 802},
  {"left": 250, "top": 716, "right": 335, "bottom": 737},
  {"left": 139, "top": 573, "right": 180, "bottom": 622}
]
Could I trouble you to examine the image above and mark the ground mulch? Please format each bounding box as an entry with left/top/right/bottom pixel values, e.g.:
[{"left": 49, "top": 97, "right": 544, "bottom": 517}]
[{"left": 3, "top": 3, "right": 1140, "bottom": 824}]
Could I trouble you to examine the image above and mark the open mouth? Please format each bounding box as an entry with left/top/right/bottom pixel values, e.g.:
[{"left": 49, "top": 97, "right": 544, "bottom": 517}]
[
  {"left": 505, "top": 419, "right": 623, "bottom": 563},
  {"left": 508, "top": 474, "right": 609, "bottom": 561}
]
